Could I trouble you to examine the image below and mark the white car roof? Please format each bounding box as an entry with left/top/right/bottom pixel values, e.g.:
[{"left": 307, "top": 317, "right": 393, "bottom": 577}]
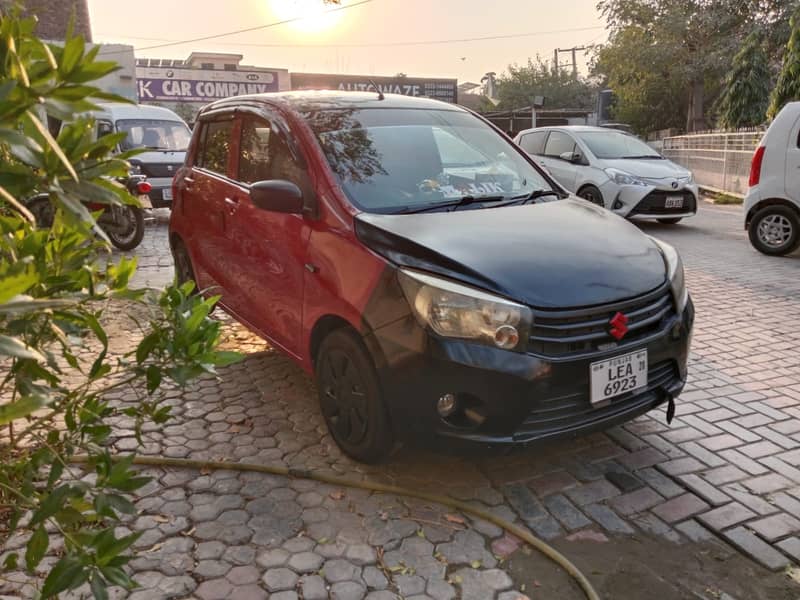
[
  {"left": 92, "top": 102, "right": 186, "bottom": 123},
  {"left": 516, "top": 125, "right": 630, "bottom": 137}
]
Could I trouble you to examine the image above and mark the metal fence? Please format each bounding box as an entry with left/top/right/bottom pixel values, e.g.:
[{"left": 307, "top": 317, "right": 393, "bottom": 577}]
[{"left": 660, "top": 130, "right": 765, "bottom": 197}]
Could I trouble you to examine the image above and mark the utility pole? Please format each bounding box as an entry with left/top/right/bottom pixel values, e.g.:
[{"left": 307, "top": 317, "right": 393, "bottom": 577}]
[{"left": 553, "top": 46, "right": 588, "bottom": 76}]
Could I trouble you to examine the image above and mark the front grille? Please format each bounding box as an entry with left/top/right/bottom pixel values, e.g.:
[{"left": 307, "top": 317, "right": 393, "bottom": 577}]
[
  {"left": 516, "top": 360, "right": 678, "bottom": 439},
  {"left": 629, "top": 190, "right": 697, "bottom": 216},
  {"left": 528, "top": 284, "right": 675, "bottom": 357},
  {"left": 139, "top": 163, "right": 183, "bottom": 178}
]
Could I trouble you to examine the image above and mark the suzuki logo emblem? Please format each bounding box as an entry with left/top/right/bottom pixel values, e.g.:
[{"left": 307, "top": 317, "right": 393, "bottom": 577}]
[{"left": 609, "top": 312, "right": 629, "bottom": 341}]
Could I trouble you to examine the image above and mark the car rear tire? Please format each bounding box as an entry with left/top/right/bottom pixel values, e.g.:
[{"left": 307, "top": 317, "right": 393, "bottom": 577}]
[
  {"left": 578, "top": 185, "right": 605, "bottom": 208},
  {"left": 749, "top": 205, "right": 800, "bottom": 256},
  {"left": 315, "top": 328, "right": 395, "bottom": 464},
  {"left": 172, "top": 239, "right": 199, "bottom": 289},
  {"left": 657, "top": 218, "right": 683, "bottom": 225}
]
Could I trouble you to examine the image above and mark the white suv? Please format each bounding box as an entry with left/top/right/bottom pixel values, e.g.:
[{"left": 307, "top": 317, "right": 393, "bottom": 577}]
[
  {"left": 515, "top": 126, "right": 699, "bottom": 224},
  {"left": 744, "top": 102, "right": 800, "bottom": 256}
]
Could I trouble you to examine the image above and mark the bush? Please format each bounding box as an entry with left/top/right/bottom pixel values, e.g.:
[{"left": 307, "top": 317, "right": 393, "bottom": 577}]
[{"left": 0, "top": 8, "right": 238, "bottom": 598}]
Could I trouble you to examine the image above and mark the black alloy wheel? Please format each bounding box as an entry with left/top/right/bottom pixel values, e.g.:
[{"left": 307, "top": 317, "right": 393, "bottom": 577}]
[{"left": 315, "top": 329, "right": 394, "bottom": 463}]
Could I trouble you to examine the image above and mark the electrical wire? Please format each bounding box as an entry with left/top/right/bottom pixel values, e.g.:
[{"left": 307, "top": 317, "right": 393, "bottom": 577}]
[
  {"left": 98, "top": 0, "right": 378, "bottom": 56},
  {"left": 97, "top": 25, "right": 606, "bottom": 51}
]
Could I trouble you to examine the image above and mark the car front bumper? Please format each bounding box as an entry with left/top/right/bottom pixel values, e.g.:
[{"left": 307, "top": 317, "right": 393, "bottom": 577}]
[
  {"left": 370, "top": 297, "right": 693, "bottom": 446},
  {"left": 600, "top": 181, "right": 700, "bottom": 219}
]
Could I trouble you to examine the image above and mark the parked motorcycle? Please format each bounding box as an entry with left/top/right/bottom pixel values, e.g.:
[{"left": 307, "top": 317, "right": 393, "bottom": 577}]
[{"left": 26, "top": 175, "right": 153, "bottom": 251}]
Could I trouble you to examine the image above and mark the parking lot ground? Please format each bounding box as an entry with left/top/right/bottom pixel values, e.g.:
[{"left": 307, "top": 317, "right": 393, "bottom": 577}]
[{"left": 3, "top": 200, "right": 800, "bottom": 599}]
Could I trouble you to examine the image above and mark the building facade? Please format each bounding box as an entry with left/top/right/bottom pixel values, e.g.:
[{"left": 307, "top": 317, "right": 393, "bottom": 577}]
[
  {"left": 19, "top": 0, "right": 92, "bottom": 41},
  {"left": 136, "top": 53, "right": 291, "bottom": 124}
]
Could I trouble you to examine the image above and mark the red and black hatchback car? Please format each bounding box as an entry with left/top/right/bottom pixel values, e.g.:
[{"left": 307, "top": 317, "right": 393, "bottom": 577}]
[{"left": 169, "top": 91, "right": 694, "bottom": 463}]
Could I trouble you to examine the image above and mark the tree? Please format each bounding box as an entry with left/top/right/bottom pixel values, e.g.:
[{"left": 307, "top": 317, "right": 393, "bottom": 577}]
[
  {"left": 0, "top": 8, "right": 237, "bottom": 598},
  {"left": 594, "top": 0, "right": 798, "bottom": 133},
  {"left": 495, "top": 57, "right": 597, "bottom": 111},
  {"left": 716, "top": 31, "right": 771, "bottom": 128},
  {"left": 769, "top": 9, "right": 800, "bottom": 120}
]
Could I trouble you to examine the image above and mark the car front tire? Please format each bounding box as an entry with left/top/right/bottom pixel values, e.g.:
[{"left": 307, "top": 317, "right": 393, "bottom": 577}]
[
  {"left": 749, "top": 205, "right": 800, "bottom": 256},
  {"left": 577, "top": 185, "right": 605, "bottom": 208},
  {"left": 315, "top": 328, "right": 395, "bottom": 464}
]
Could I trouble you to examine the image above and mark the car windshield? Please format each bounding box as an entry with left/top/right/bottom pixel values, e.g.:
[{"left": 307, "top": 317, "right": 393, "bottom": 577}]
[
  {"left": 578, "top": 130, "right": 663, "bottom": 160},
  {"left": 116, "top": 119, "right": 191, "bottom": 152},
  {"left": 301, "top": 107, "right": 553, "bottom": 213}
]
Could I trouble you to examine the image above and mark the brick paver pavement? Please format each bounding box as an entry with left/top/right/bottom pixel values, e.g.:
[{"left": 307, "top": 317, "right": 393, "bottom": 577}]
[{"left": 2, "top": 202, "right": 799, "bottom": 599}]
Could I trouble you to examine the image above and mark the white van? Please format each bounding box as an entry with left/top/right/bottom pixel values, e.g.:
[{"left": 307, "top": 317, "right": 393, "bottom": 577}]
[
  {"left": 93, "top": 103, "right": 191, "bottom": 208},
  {"left": 745, "top": 102, "right": 800, "bottom": 255}
]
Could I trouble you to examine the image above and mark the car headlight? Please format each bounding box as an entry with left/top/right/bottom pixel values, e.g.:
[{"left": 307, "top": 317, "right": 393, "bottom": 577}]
[
  {"left": 398, "top": 269, "right": 532, "bottom": 352},
  {"left": 651, "top": 238, "right": 688, "bottom": 313},
  {"left": 605, "top": 168, "right": 649, "bottom": 187}
]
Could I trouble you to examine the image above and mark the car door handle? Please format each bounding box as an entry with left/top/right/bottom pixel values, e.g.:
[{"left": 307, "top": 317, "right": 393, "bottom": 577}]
[{"left": 224, "top": 197, "right": 240, "bottom": 207}]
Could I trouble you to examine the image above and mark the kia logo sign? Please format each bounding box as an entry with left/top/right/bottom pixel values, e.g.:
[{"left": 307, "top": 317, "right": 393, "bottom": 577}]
[{"left": 246, "top": 74, "right": 259, "bottom": 81}]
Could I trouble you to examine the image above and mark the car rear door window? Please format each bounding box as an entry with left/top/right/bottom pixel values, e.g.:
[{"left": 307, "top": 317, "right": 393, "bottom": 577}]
[
  {"left": 519, "top": 131, "right": 548, "bottom": 155},
  {"left": 544, "top": 131, "right": 576, "bottom": 158},
  {"left": 239, "top": 117, "right": 273, "bottom": 184},
  {"left": 197, "top": 119, "right": 234, "bottom": 175}
]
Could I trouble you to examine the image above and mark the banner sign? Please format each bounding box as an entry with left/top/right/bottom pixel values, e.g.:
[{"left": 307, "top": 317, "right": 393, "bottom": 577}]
[
  {"left": 136, "top": 67, "right": 281, "bottom": 103},
  {"left": 291, "top": 73, "right": 458, "bottom": 104}
]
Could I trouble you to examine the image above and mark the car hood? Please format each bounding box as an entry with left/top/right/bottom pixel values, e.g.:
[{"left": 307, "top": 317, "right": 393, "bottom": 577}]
[
  {"left": 355, "top": 199, "right": 667, "bottom": 309},
  {"left": 599, "top": 158, "right": 690, "bottom": 180}
]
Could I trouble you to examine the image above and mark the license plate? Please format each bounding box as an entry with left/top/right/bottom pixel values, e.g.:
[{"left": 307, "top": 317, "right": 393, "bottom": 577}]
[
  {"left": 162, "top": 188, "right": 173, "bottom": 201},
  {"left": 590, "top": 349, "right": 648, "bottom": 406},
  {"left": 665, "top": 195, "right": 683, "bottom": 209}
]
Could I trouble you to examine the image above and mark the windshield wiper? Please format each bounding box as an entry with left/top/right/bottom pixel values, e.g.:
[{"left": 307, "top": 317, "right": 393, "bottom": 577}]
[
  {"left": 402, "top": 195, "right": 507, "bottom": 214},
  {"left": 621, "top": 155, "right": 663, "bottom": 159}
]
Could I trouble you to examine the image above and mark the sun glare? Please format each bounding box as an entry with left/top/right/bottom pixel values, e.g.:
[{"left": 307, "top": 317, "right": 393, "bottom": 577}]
[{"left": 269, "top": 0, "right": 344, "bottom": 33}]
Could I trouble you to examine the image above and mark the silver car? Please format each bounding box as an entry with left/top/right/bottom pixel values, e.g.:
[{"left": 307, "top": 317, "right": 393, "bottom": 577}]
[{"left": 515, "top": 126, "right": 699, "bottom": 225}]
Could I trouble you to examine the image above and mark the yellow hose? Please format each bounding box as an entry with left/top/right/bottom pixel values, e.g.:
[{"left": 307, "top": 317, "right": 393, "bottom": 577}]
[{"left": 72, "top": 455, "right": 601, "bottom": 600}]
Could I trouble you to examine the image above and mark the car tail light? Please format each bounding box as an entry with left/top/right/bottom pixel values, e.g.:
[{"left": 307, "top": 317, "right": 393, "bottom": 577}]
[
  {"left": 136, "top": 181, "right": 152, "bottom": 194},
  {"left": 749, "top": 146, "right": 765, "bottom": 187}
]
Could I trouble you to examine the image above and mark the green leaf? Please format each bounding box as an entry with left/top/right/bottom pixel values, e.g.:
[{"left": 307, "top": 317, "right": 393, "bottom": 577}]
[
  {"left": 40, "top": 556, "right": 86, "bottom": 598},
  {"left": 211, "top": 351, "right": 242, "bottom": 367},
  {"left": 90, "top": 574, "right": 109, "bottom": 600},
  {"left": 25, "top": 525, "right": 49, "bottom": 572},
  {"left": 136, "top": 332, "right": 159, "bottom": 364},
  {"left": 0, "top": 395, "right": 47, "bottom": 426},
  {"left": 145, "top": 365, "right": 162, "bottom": 394},
  {"left": 3, "top": 552, "right": 18, "bottom": 571},
  {"left": 25, "top": 110, "right": 78, "bottom": 182},
  {"left": 30, "top": 484, "right": 70, "bottom": 526},
  {"left": 59, "top": 36, "right": 85, "bottom": 75},
  {"left": 96, "top": 531, "right": 142, "bottom": 567},
  {"left": 99, "top": 566, "right": 135, "bottom": 589},
  {"left": 0, "top": 334, "right": 45, "bottom": 362}
]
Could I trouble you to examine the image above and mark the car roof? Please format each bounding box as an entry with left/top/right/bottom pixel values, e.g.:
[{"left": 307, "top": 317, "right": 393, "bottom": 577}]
[
  {"left": 516, "top": 125, "right": 630, "bottom": 137},
  {"left": 93, "top": 102, "right": 187, "bottom": 122},
  {"left": 198, "top": 90, "right": 468, "bottom": 117}
]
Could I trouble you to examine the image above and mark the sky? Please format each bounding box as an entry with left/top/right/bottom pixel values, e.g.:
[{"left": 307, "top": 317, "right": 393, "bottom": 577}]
[{"left": 87, "top": 0, "right": 606, "bottom": 83}]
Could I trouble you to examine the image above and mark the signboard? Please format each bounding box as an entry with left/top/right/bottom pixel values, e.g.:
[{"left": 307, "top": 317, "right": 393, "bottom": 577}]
[
  {"left": 291, "top": 73, "right": 458, "bottom": 104},
  {"left": 136, "top": 67, "right": 281, "bottom": 103}
]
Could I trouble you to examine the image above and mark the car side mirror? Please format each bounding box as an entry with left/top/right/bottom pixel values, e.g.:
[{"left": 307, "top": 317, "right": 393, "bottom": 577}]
[
  {"left": 250, "top": 180, "right": 304, "bottom": 214},
  {"left": 560, "top": 151, "right": 584, "bottom": 164}
]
